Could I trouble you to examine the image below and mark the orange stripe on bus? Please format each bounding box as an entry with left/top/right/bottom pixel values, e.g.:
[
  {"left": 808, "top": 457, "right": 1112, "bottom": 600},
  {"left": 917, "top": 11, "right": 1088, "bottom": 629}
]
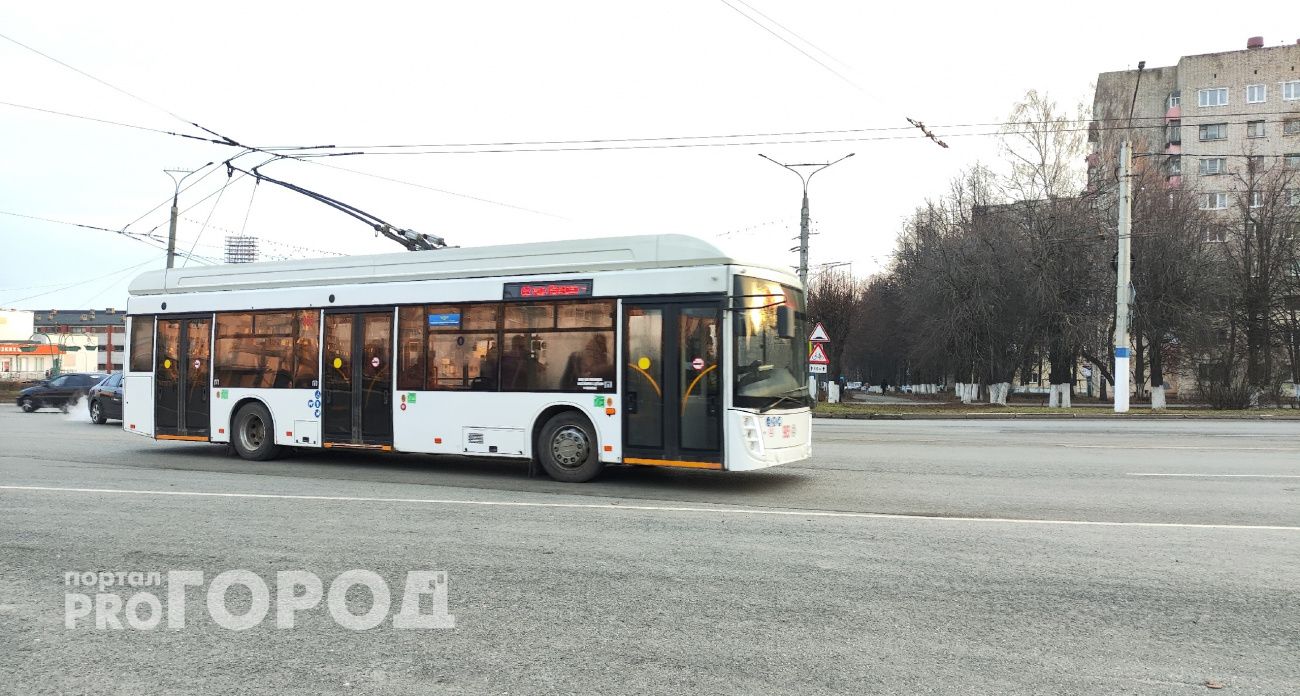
[
  {"left": 623, "top": 457, "right": 722, "bottom": 470},
  {"left": 156, "top": 434, "right": 210, "bottom": 442}
]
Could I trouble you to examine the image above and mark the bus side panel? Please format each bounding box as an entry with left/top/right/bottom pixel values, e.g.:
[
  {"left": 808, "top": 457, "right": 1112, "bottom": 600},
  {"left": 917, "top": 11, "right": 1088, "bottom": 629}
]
[
  {"left": 210, "top": 388, "right": 321, "bottom": 447},
  {"left": 394, "top": 391, "right": 621, "bottom": 462},
  {"left": 122, "top": 374, "right": 154, "bottom": 437}
]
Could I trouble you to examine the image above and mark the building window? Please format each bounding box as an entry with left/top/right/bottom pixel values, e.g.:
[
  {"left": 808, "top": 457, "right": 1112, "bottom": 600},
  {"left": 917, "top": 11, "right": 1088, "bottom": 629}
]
[
  {"left": 1165, "top": 155, "right": 1182, "bottom": 176},
  {"left": 1198, "top": 157, "right": 1226, "bottom": 175},
  {"left": 1197, "top": 88, "right": 1228, "bottom": 107},
  {"left": 1166, "top": 120, "right": 1181, "bottom": 144},
  {"left": 1248, "top": 155, "right": 1265, "bottom": 174},
  {"left": 1201, "top": 192, "right": 1228, "bottom": 210},
  {"left": 1198, "top": 123, "right": 1227, "bottom": 141},
  {"left": 1246, "top": 84, "right": 1266, "bottom": 103},
  {"left": 1251, "top": 191, "right": 1264, "bottom": 208},
  {"left": 1247, "top": 120, "right": 1266, "bottom": 138},
  {"left": 1284, "top": 81, "right": 1300, "bottom": 101},
  {"left": 1201, "top": 226, "right": 1228, "bottom": 243},
  {"left": 1287, "top": 119, "right": 1300, "bottom": 136},
  {"left": 1168, "top": 91, "right": 1181, "bottom": 108},
  {"left": 1286, "top": 154, "right": 1300, "bottom": 170}
]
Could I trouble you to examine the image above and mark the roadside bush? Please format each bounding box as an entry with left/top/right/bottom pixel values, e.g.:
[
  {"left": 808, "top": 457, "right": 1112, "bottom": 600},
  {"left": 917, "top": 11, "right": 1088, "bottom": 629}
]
[{"left": 1195, "top": 362, "right": 1251, "bottom": 409}]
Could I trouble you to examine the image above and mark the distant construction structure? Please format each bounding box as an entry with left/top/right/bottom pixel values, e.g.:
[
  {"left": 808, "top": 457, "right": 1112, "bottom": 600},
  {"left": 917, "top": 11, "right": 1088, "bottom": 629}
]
[{"left": 224, "top": 235, "right": 259, "bottom": 264}]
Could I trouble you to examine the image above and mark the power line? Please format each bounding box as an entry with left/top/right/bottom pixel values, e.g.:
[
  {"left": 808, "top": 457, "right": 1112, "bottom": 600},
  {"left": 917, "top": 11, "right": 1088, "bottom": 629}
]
[
  {"left": 0, "top": 257, "right": 160, "bottom": 306},
  {"left": 182, "top": 170, "right": 238, "bottom": 268},
  {"left": 299, "top": 159, "right": 569, "bottom": 221},
  {"left": 728, "top": 0, "right": 856, "bottom": 73},
  {"left": 0, "top": 100, "right": 231, "bottom": 145},
  {"left": 0, "top": 208, "right": 216, "bottom": 265},
  {"left": 716, "top": 0, "right": 863, "bottom": 93},
  {"left": 319, "top": 120, "right": 1262, "bottom": 156},
  {"left": 0, "top": 30, "right": 210, "bottom": 137}
]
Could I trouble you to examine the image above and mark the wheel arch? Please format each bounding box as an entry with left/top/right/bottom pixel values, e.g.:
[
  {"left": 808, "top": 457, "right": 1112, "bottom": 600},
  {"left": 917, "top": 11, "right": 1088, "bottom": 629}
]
[{"left": 229, "top": 396, "right": 275, "bottom": 435}]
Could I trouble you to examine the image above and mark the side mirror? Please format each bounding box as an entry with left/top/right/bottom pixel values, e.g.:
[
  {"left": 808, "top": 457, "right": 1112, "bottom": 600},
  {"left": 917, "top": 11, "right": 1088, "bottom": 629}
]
[{"left": 776, "top": 305, "right": 794, "bottom": 339}]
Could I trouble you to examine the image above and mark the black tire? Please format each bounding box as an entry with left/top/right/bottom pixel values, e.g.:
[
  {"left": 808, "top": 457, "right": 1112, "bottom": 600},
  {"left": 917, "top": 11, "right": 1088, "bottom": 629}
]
[
  {"left": 19, "top": 397, "right": 38, "bottom": 413},
  {"left": 537, "top": 411, "right": 603, "bottom": 483},
  {"left": 90, "top": 399, "right": 107, "bottom": 425},
  {"left": 231, "top": 402, "right": 281, "bottom": 461}
]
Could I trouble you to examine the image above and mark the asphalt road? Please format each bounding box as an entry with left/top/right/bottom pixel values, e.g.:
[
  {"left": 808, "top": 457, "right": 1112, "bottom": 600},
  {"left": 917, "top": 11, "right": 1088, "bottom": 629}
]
[{"left": 2, "top": 405, "right": 1298, "bottom": 694}]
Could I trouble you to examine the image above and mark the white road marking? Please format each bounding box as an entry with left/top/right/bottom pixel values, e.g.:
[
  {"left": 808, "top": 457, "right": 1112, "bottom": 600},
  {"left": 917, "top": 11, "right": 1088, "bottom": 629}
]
[
  {"left": 2, "top": 484, "right": 1298, "bottom": 532},
  {"left": 1127, "top": 473, "right": 1300, "bottom": 479},
  {"left": 1061, "top": 444, "right": 1295, "bottom": 451}
]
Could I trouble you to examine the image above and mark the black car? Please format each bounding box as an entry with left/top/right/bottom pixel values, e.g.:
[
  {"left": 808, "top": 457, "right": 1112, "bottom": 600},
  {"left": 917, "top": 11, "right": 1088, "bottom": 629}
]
[
  {"left": 16, "top": 372, "right": 107, "bottom": 413},
  {"left": 88, "top": 372, "right": 125, "bottom": 424}
]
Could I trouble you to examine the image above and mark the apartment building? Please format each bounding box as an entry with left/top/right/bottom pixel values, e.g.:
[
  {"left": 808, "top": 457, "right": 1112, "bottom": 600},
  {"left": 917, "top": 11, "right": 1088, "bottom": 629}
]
[
  {"left": 33, "top": 308, "right": 128, "bottom": 372},
  {"left": 1090, "top": 37, "right": 1300, "bottom": 219}
]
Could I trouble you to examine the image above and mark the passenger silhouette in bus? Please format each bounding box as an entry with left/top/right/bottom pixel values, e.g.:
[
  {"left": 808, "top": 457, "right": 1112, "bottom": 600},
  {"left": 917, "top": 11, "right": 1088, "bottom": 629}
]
[
  {"left": 562, "top": 333, "right": 613, "bottom": 389},
  {"left": 501, "top": 334, "right": 531, "bottom": 390}
]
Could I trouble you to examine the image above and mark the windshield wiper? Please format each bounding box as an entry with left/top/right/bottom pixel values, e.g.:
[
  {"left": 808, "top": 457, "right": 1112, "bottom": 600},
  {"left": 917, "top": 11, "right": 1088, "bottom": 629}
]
[{"left": 757, "top": 388, "right": 809, "bottom": 413}]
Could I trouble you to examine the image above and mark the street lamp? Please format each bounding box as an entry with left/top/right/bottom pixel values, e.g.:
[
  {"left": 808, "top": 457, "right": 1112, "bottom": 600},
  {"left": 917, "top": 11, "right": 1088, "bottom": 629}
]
[
  {"left": 758, "top": 152, "right": 855, "bottom": 289},
  {"left": 24, "top": 332, "right": 80, "bottom": 377},
  {"left": 164, "top": 165, "right": 212, "bottom": 269}
]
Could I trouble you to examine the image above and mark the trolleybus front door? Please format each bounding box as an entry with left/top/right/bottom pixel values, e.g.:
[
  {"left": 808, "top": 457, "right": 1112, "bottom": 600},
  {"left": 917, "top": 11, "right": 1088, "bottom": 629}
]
[
  {"left": 322, "top": 310, "right": 394, "bottom": 448},
  {"left": 154, "top": 315, "right": 211, "bottom": 440},
  {"left": 622, "top": 300, "right": 722, "bottom": 466}
]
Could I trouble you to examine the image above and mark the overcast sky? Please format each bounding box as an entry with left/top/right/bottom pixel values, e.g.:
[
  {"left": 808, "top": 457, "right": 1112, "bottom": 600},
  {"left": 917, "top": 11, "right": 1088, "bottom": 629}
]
[{"left": 0, "top": 1, "right": 1286, "bottom": 311}]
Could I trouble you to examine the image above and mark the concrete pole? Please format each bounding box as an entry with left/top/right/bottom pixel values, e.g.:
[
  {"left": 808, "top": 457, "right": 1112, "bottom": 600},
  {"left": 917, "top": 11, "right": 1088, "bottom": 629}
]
[
  {"left": 798, "top": 187, "right": 810, "bottom": 289},
  {"left": 1114, "top": 140, "right": 1133, "bottom": 413},
  {"left": 166, "top": 194, "right": 179, "bottom": 269}
]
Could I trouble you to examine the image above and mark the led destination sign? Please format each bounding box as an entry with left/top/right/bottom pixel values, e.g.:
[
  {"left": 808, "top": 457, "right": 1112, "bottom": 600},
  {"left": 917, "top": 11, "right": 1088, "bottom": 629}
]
[{"left": 502, "top": 280, "right": 594, "bottom": 300}]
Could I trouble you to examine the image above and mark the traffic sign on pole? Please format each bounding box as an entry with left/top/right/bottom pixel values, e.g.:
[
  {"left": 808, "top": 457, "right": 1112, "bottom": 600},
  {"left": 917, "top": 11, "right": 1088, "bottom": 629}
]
[
  {"left": 808, "top": 322, "right": 830, "bottom": 342},
  {"left": 808, "top": 343, "right": 830, "bottom": 365},
  {"left": 808, "top": 364, "right": 828, "bottom": 374}
]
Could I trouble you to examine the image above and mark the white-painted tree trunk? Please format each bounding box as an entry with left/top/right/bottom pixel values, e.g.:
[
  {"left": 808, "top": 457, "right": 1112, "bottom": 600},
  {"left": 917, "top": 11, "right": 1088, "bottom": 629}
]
[
  {"left": 1151, "top": 384, "right": 1166, "bottom": 410},
  {"left": 1048, "top": 383, "right": 1072, "bottom": 408},
  {"left": 989, "top": 382, "right": 1009, "bottom": 406},
  {"left": 1049, "top": 386, "right": 1059, "bottom": 408}
]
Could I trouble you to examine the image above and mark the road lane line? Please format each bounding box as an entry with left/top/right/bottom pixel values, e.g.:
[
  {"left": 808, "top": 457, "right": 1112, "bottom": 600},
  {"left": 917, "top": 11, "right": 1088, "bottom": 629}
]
[
  {"left": 1127, "top": 473, "right": 1300, "bottom": 478},
  {"left": 2, "top": 484, "right": 1298, "bottom": 532},
  {"left": 1061, "top": 445, "right": 1295, "bottom": 451}
]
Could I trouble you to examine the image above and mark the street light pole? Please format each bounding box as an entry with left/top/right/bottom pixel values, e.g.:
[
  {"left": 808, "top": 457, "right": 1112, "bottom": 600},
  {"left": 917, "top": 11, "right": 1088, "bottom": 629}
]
[
  {"left": 758, "top": 153, "right": 855, "bottom": 289},
  {"left": 164, "top": 167, "right": 206, "bottom": 269},
  {"left": 1114, "top": 140, "right": 1134, "bottom": 413}
]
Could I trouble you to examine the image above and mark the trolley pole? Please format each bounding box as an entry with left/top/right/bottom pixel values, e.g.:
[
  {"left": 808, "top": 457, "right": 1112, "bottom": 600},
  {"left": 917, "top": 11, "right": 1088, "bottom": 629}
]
[
  {"left": 1113, "top": 140, "right": 1133, "bottom": 413},
  {"left": 758, "top": 153, "right": 855, "bottom": 288}
]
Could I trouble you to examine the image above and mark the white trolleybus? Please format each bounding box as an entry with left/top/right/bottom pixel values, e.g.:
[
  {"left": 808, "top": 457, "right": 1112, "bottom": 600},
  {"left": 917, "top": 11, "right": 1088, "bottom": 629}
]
[{"left": 123, "top": 234, "right": 811, "bottom": 482}]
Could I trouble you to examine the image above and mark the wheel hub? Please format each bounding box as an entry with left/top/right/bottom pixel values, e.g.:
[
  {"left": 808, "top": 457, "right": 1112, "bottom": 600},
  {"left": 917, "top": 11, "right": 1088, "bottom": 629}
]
[
  {"left": 551, "top": 426, "right": 590, "bottom": 469},
  {"left": 241, "top": 415, "right": 265, "bottom": 451}
]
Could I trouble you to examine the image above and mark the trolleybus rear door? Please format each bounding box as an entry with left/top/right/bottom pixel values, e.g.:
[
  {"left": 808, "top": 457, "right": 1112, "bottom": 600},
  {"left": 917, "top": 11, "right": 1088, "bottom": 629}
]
[{"left": 154, "top": 315, "right": 211, "bottom": 439}]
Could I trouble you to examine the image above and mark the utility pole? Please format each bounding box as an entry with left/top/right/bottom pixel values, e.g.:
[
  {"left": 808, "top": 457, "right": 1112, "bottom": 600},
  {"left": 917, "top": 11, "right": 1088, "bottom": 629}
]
[
  {"left": 164, "top": 167, "right": 206, "bottom": 269},
  {"left": 1114, "top": 140, "right": 1133, "bottom": 413},
  {"left": 758, "top": 153, "right": 854, "bottom": 288}
]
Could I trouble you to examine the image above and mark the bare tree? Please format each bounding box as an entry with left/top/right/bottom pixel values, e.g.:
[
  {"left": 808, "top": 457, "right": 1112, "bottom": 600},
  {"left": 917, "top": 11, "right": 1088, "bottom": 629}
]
[{"left": 806, "top": 267, "right": 863, "bottom": 385}]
